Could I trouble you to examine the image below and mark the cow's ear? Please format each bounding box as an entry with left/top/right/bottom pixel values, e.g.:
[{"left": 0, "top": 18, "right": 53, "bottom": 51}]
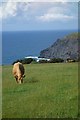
[{"left": 23, "top": 75, "right": 25, "bottom": 78}]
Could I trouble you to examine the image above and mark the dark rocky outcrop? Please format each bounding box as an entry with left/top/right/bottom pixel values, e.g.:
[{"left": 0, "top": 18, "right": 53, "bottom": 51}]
[{"left": 40, "top": 33, "right": 79, "bottom": 61}]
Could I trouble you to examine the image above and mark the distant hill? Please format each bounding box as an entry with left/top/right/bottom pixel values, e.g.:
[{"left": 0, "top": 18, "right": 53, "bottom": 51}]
[{"left": 40, "top": 33, "right": 78, "bottom": 60}]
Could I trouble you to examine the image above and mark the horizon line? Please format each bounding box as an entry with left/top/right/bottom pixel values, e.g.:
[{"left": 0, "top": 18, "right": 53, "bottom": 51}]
[{"left": 1, "top": 29, "right": 78, "bottom": 32}]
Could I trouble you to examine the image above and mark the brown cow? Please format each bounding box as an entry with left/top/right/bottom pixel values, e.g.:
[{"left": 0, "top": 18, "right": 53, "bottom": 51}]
[{"left": 13, "top": 62, "right": 25, "bottom": 84}]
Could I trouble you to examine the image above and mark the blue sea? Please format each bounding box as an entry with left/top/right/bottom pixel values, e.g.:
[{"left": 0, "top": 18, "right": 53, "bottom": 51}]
[{"left": 2, "top": 30, "right": 77, "bottom": 65}]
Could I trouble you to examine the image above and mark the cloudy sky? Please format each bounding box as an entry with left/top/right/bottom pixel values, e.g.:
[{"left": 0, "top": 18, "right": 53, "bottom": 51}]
[{"left": 0, "top": 0, "right": 79, "bottom": 31}]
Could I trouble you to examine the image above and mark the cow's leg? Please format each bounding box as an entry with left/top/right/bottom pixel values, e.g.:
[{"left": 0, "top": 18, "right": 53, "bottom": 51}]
[
  {"left": 21, "top": 79, "right": 23, "bottom": 83},
  {"left": 18, "top": 75, "right": 22, "bottom": 84},
  {"left": 15, "top": 76, "right": 19, "bottom": 83}
]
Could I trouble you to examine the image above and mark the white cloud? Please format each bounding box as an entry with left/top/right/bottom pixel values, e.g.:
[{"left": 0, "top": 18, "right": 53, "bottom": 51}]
[
  {"left": 1, "top": 0, "right": 17, "bottom": 19},
  {"left": 0, "top": 6, "right": 2, "bottom": 19},
  {"left": 4, "top": 1, "right": 17, "bottom": 18},
  {"left": 1, "top": 0, "right": 67, "bottom": 2},
  {"left": 37, "top": 13, "right": 74, "bottom": 22},
  {"left": 1, "top": 0, "right": 79, "bottom": 2},
  {"left": 1, "top": 0, "right": 29, "bottom": 19},
  {"left": 0, "top": 0, "right": 78, "bottom": 21},
  {"left": 0, "top": 2, "right": 60, "bottom": 19},
  {"left": 36, "top": 6, "right": 76, "bottom": 22}
]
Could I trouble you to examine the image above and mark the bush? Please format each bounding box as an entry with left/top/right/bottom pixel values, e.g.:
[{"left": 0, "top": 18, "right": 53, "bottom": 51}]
[
  {"left": 31, "top": 60, "right": 38, "bottom": 64},
  {"left": 50, "top": 58, "right": 64, "bottom": 63},
  {"left": 66, "top": 58, "right": 76, "bottom": 63},
  {"left": 22, "top": 58, "right": 33, "bottom": 64},
  {"left": 39, "top": 60, "right": 48, "bottom": 63},
  {"left": 12, "top": 59, "right": 22, "bottom": 65},
  {"left": 12, "top": 58, "right": 33, "bottom": 65},
  {"left": 12, "top": 58, "right": 64, "bottom": 65}
]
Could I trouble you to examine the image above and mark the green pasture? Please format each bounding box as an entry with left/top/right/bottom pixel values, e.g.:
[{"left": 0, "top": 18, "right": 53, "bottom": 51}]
[
  {"left": 2, "top": 63, "right": 78, "bottom": 118},
  {"left": 0, "top": 66, "right": 2, "bottom": 119}
]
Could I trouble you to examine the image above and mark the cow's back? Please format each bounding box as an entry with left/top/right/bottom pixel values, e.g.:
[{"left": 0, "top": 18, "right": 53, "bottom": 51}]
[
  {"left": 13, "top": 62, "right": 24, "bottom": 76},
  {"left": 13, "top": 62, "right": 25, "bottom": 83},
  {"left": 19, "top": 63, "right": 25, "bottom": 75}
]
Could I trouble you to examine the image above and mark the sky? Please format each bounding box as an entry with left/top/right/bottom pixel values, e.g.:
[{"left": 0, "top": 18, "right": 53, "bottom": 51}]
[{"left": 0, "top": 0, "right": 79, "bottom": 31}]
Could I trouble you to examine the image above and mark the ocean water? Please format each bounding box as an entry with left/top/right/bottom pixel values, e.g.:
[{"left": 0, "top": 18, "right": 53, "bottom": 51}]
[{"left": 2, "top": 30, "right": 77, "bottom": 65}]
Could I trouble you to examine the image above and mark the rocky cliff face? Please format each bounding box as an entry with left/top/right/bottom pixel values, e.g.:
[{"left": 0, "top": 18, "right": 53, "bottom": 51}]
[{"left": 40, "top": 33, "right": 78, "bottom": 60}]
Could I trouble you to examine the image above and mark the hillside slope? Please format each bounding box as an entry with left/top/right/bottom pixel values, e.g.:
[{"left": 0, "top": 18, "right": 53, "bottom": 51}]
[{"left": 40, "top": 33, "right": 78, "bottom": 60}]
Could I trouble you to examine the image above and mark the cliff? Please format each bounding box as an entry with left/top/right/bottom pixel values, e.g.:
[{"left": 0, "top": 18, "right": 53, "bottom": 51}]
[{"left": 40, "top": 33, "right": 78, "bottom": 60}]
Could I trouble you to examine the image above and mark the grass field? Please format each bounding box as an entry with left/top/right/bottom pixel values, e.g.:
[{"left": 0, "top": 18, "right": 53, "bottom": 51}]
[
  {"left": 2, "top": 63, "right": 78, "bottom": 118},
  {"left": 0, "top": 66, "right": 2, "bottom": 119}
]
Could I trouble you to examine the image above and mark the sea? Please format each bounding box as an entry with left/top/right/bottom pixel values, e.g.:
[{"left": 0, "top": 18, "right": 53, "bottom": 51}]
[{"left": 1, "top": 30, "right": 77, "bottom": 65}]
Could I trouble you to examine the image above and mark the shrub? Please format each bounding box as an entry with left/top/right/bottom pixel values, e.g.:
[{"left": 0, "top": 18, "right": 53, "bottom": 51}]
[
  {"left": 12, "top": 58, "right": 33, "bottom": 65},
  {"left": 31, "top": 60, "right": 38, "bottom": 64},
  {"left": 22, "top": 58, "right": 33, "bottom": 64},
  {"left": 50, "top": 58, "right": 64, "bottom": 63},
  {"left": 39, "top": 60, "right": 48, "bottom": 63},
  {"left": 66, "top": 58, "right": 76, "bottom": 63},
  {"left": 12, "top": 58, "right": 64, "bottom": 65},
  {"left": 12, "top": 59, "right": 22, "bottom": 65}
]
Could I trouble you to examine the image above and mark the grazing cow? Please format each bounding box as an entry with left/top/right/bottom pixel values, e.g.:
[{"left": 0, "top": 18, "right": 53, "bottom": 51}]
[{"left": 13, "top": 62, "right": 25, "bottom": 84}]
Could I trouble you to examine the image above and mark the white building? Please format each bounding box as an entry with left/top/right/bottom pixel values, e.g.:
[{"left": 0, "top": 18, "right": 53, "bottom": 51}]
[{"left": 25, "top": 56, "right": 50, "bottom": 62}]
